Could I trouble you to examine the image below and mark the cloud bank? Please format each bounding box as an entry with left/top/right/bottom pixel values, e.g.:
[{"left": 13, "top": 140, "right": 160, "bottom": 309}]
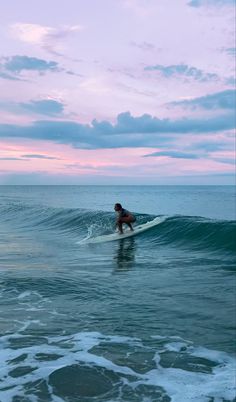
[{"left": 0, "top": 111, "right": 234, "bottom": 149}]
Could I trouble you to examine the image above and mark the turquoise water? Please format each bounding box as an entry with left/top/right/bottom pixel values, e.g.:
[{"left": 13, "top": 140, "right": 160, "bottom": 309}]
[{"left": 0, "top": 185, "right": 235, "bottom": 402}]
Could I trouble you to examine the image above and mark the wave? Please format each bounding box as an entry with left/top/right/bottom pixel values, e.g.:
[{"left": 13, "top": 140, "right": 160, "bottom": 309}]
[
  {"left": 0, "top": 203, "right": 235, "bottom": 253},
  {"left": 149, "top": 215, "right": 236, "bottom": 253},
  {"left": 0, "top": 203, "right": 109, "bottom": 235}
]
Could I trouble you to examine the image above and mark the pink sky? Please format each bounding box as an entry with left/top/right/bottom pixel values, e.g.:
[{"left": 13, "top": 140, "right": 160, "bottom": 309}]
[{"left": 0, "top": 0, "right": 235, "bottom": 184}]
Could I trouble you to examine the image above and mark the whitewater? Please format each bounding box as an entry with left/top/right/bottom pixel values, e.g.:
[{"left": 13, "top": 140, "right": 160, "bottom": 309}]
[{"left": 0, "top": 185, "right": 235, "bottom": 402}]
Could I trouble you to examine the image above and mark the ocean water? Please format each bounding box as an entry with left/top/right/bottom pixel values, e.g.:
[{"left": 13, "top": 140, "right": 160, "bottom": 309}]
[{"left": 0, "top": 185, "right": 235, "bottom": 402}]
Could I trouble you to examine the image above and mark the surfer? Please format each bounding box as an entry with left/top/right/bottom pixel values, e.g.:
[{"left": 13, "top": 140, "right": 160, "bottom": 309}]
[{"left": 114, "top": 203, "right": 136, "bottom": 234}]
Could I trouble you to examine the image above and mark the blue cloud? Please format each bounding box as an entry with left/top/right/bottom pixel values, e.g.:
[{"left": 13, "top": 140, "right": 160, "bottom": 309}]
[
  {"left": 0, "top": 111, "right": 234, "bottom": 149},
  {"left": 3, "top": 55, "right": 60, "bottom": 73},
  {"left": 0, "top": 99, "right": 64, "bottom": 116},
  {"left": 0, "top": 55, "right": 62, "bottom": 81},
  {"left": 143, "top": 151, "right": 199, "bottom": 159},
  {"left": 225, "top": 77, "right": 236, "bottom": 86},
  {"left": 0, "top": 157, "right": 28, "bottom": 160},
  {"left": 190, "top": 141, "right": 227, "bottom": 152},
  {"left": 21, "top": 100, "right": 64, "bottom": 116},
  {"left": 188, "top": 0, "right": 235, "bottom": 6},
  {"left": 21, "top": 154, "right": 60, "bottom": 160},
  {"left": 224, "top": 48, "right": 236, "bottom": 56},
  {"left": 213, "top": 158, "right": 235, "bottom": 165},
  {"left": 169, "top": 90, "right": 236, "bottom": 110},
  {"left": 144, "top": 64, "right": 219, "bottom": 82},
  {"left": 0, "top": 71, "right": 23, "bottom": 81}
]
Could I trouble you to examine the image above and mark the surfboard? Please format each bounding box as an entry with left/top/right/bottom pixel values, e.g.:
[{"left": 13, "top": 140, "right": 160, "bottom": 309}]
[{"left": 79, "top": 217, "right": 165, "bottom": 244}]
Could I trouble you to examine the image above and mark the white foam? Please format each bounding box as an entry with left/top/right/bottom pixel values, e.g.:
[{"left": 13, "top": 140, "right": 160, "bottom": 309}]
[
  {"left": 165, "top": 341, "right": 189, "bottom": 352},
  {"left": 0, "top": 330, "right": 235, "bottom": 402},
  {"left": 146, "top": 363, "right": 235, "bottom": 402}
]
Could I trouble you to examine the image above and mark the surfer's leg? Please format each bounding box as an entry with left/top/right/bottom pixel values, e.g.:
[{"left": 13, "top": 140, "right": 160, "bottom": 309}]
[
  {"left": 126, "top": 222, "right": 134, "bottom": 231},
  {"left": 117, "top": 219, "right": 124, "bottom": 234},
  {"left": 122, "top": 217, "right": 134, "bottom": 231}
]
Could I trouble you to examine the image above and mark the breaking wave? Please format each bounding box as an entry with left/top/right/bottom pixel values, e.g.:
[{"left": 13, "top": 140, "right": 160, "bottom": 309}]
[{"left": 0, "top": 203, "right": 235, "bottom": 253}]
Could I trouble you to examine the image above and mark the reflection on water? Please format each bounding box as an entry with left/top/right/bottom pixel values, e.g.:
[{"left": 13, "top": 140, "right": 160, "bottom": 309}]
[{"left": 113, "top": 238, "right": 136, "bottom": 271}]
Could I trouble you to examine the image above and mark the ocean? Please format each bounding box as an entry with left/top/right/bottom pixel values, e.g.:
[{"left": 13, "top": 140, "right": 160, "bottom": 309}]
[{"left": 0, "top": 185, "right": 235, "bottom": 402}]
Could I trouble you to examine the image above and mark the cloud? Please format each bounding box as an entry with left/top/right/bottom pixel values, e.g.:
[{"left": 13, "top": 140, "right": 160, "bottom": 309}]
[
  {"left": 64, "top": 163, "right": 101, "bottom": 170},
  {"left": 0, "top": 56, "right": 79, "bottom": 80},
  {"left": 21, "top": 154, "right": 60, "bottom": 160},
  {"left": 169, "top": 90, "right": 236, "bottom": 110},
  {"left": 188, "top": 0, "right": 235, "bottom": 7},
  {"left": 10, "top": 23, "right": 83, "bottom": 57},
  {"left": 20, "top": 100, "right": 64, "bottom": 116},
  {"left": 144, "top": 64, "right": 219, "bottom": 82},
  {"left": 225, "top": 77, "right": 236, "bottom": 86},
  {"left": 11, "top": 23, "right": 55, "bottom": 45},
  {"left": 0, "top": 99, "right": 65, "bottom": 117},
  {"left": 0, "top": 111, "right": 234, "bottom": 149},
  {"left": 0, "top": 157, "right": 28, "bottom": 160},
  {"left": 213, "top": 157, "right": 235, "bottom": 165},
  {"left": 190, "top": 140, "right": 228, "bottom": 152},
  {"left": 0, "top": 71, "right": 23, "bottom": 81},
  {"left": 2, "top": 55, "right": 60, "bottom": 74},
  {"left": 0, "top": 55, "right": 70, "bottom": 81},
  {"left": 224, "top": 47, "right": 236, "bottom": 56},
  {"left": 143, "top": 151, "right": 199, "bottom": 159},
  {"left": 10, "top": 23, "right": 83, "bottom": 44}
]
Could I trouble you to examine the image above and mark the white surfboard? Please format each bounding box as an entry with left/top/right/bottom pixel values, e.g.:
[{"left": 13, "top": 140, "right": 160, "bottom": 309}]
[{"left": 78, "top": 217, "right": 165, "bottom": 244}]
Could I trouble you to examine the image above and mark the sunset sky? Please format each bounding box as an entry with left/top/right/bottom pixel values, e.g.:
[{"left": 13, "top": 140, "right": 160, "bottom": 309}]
[{"left": 0, "top": 0, "right": 235, "bottom": 184}]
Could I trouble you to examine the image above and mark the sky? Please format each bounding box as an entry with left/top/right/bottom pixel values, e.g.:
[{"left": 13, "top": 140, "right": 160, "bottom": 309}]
[{"left": 0, "top": 0, "right": 235, "bottom": 185}]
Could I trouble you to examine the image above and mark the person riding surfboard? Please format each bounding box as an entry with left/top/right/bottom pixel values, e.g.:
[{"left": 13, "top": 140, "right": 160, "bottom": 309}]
[{"left": 114, "top": 203, "right": 136, "bottom": 234}]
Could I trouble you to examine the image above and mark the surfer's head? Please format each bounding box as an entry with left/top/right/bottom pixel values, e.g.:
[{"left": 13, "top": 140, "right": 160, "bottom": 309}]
[{"left": 114, "top": 203, "right": 122, "bottom": 211}]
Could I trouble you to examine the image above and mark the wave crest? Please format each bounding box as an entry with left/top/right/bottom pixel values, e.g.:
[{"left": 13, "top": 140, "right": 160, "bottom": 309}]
[{"left": 0, "top": 203, "right": 235, "bottom": 253}]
